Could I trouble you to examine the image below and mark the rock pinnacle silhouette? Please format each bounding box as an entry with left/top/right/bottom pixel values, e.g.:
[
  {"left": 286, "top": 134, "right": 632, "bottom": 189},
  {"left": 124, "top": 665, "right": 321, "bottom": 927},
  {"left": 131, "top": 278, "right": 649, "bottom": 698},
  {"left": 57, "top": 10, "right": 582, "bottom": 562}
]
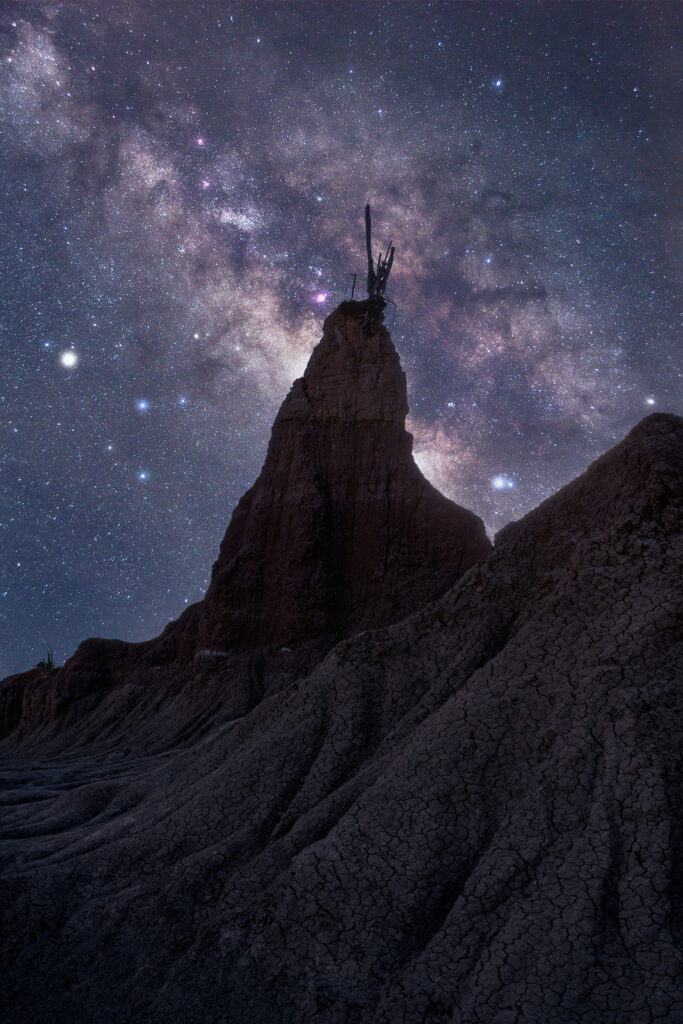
[{"left": 0, "top": 297, "right": 491, "bottom": 735}]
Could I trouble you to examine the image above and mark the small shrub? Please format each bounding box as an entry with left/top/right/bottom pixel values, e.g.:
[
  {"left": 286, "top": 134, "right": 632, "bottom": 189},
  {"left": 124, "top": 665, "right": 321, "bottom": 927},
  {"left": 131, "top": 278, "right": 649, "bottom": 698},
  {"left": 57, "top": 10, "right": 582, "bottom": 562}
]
[{"left": 35, "top": 651, "right": 55, "bottom": 672}]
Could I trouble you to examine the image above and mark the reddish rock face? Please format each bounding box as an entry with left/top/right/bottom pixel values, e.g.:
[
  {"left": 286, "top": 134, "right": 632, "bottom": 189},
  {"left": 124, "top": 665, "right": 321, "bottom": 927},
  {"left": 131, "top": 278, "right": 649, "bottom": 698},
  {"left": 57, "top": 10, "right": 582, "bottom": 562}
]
[{"left": 190, "top": 300, "right": 491, "bottom": 654}]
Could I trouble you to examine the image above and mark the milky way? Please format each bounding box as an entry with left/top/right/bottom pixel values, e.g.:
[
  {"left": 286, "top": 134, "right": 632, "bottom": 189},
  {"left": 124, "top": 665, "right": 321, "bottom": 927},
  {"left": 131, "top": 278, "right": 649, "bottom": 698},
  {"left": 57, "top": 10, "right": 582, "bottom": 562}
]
[{"left": 1, "top": 1, "right": 680, "bottom": 677}]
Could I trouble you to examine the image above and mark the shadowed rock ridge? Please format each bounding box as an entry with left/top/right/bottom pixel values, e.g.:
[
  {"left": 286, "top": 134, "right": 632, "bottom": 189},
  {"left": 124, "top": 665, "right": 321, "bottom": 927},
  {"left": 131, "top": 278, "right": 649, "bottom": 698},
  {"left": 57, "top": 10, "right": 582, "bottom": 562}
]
[
  {"left": 0, "top": 412, "right": 681, "bottom": 1024},
  {"left": 0, "top": 300, "right": 490, "bottom": 739}
]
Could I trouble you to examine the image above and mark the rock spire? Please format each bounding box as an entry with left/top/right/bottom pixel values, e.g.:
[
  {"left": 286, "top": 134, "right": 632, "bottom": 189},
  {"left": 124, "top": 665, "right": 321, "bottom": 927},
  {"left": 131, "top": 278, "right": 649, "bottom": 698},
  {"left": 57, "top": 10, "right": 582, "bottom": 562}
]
[
  {"left": 185, "top": 300, "right": 491, "bottom": 656},
  {"left": 0, "top": 300, "right": 491, "bottom": 733}
]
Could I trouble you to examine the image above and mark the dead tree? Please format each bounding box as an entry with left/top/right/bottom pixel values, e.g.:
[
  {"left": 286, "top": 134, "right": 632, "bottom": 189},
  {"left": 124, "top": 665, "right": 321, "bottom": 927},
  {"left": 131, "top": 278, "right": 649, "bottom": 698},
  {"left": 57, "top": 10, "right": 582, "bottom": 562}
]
[{"left": 365, "top": 204, "right": 395, "bottom": 299}]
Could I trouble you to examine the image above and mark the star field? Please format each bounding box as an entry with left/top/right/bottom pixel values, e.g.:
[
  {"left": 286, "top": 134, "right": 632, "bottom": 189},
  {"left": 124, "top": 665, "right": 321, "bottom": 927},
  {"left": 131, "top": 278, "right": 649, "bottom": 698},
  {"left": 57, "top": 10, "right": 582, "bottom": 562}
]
[{"left": 0, "top": 1, "right": 680, "bottom": 677}]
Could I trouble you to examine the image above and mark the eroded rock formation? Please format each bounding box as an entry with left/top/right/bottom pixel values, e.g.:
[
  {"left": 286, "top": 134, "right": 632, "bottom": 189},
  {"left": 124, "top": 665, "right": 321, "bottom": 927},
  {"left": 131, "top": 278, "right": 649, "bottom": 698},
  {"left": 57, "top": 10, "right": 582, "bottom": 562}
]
[
  {"left": 0, "top": 413, "right": 681, "bottom": 1024},
  {"left": 191, "top": 300, "right": 490, "bottom": 652},
  {"left": 0, "top": 301, "right": 490, "bottom": 739}
]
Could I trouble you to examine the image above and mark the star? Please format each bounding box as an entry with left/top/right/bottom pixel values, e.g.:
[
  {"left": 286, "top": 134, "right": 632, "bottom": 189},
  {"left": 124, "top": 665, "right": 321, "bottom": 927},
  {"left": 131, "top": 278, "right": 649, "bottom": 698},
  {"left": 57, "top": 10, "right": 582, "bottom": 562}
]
[
  {"left": 0, "top": 2, "right": 676, "bottom": 678},
  {"left": 491, "top": 475, "right": 515, "bottom": 491}
]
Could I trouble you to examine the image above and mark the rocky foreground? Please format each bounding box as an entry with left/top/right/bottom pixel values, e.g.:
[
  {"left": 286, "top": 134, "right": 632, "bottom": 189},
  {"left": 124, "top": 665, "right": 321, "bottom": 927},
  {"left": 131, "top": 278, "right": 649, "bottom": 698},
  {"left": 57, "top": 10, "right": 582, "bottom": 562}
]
[{"left": 0, "top": 303, "right": 681, "bottom": 1024}]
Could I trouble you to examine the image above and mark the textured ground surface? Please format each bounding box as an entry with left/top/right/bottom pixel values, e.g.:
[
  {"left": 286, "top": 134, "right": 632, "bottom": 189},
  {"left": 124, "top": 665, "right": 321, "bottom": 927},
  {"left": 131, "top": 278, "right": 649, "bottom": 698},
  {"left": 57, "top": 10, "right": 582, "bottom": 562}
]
[{"left": 1, "top": 413, "right": 681, "bottom": 1023}]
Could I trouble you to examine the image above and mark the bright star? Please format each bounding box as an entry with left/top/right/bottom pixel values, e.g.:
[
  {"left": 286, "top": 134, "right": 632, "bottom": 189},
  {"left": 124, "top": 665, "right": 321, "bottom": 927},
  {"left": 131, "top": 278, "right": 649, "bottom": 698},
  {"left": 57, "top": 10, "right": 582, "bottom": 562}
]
[
  {"left": 195, "top": 137, "right": 206, "bottom": 147},
  {"left": 314, "top": 292, "right": 328, "bottom": 304},
  {"left": 136, "top": 399, "right": 150, "bottom": 412},
  {"left": 492, "top": 475, "right": 515, "bottom": 490},
  {"left": 138, "top": 471, "right": 148, "bottom": 482},
  {"left": 59, "top": 351, "right": 78, "bottom": 369},
  {"left": 645, "top": 396, "right": 656, "bottom": 406},
  {"left": 493, "top": 78, "right": 504, "bottom": 90}
]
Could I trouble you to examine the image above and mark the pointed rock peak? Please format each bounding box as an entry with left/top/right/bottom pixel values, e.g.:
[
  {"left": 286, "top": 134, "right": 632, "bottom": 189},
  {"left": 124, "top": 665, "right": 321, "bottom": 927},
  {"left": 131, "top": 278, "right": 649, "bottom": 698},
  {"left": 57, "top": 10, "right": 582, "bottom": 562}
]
[
  {"left": 272, "top": 299, "right": 411, "bottom": 458},
  {"left": 0, "top": 302, "right": 493, "bottom": 737},
  {"left": 194, "top": 301, "right": 492, "bottom": 659},
  {"left": 290, "top": 300, "right": 407, "bottom": 426}
]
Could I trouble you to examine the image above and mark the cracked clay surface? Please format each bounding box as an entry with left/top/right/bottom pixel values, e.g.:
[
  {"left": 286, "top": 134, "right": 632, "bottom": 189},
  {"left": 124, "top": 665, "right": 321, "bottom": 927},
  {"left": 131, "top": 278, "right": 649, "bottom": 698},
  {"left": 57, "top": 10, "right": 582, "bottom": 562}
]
[{"left": 0, "top": 413, "right": 681, "bottom": 1024}]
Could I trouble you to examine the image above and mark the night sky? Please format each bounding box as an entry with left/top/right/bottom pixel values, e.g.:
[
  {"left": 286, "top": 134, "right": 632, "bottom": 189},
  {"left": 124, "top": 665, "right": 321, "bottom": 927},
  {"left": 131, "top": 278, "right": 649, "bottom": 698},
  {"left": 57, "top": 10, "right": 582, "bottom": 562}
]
[{"left": 1, "top": 2, "right": 680, "bottom": 678}]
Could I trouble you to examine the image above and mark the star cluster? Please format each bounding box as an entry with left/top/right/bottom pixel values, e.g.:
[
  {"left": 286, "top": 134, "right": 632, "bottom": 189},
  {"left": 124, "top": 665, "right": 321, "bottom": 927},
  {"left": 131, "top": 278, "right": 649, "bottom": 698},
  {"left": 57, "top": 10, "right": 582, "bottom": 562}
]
[{"left": 1, "top": 1, "right": 680, "bottom": 676}]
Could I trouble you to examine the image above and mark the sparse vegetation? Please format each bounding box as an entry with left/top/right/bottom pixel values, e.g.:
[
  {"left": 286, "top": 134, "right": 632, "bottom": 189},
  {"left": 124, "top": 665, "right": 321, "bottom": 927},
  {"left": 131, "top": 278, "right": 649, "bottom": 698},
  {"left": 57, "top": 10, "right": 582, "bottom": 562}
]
[{"left": 35, "top": 651, "right": 55, "bottom": 672}]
